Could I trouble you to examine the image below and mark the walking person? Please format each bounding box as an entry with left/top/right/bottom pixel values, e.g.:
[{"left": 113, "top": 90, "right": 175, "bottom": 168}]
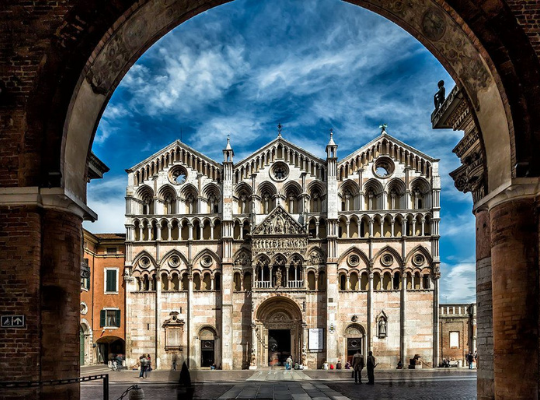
[
  {"left": 367, "top": 351, "right": 376, "bottom": 384},
  {"left": 139, "top": 355, "right": 148, "bottom": 379},
  {"left": 351, "top": 350, "right": 365, "bottom": 384},
  {"left": 147, "top": 354, "right": 152, "bottom": 372},
  {"left": 467, "top": 352, "right": 474, "bottom": 369}
]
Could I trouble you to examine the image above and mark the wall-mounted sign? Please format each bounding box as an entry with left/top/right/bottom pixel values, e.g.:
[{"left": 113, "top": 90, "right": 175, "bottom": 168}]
[
  {"left": 1, "top": 315, "right": 25, "bottom": 328},
  {"left": 309, "top": 328, "right": 324, "bottom": 351}
]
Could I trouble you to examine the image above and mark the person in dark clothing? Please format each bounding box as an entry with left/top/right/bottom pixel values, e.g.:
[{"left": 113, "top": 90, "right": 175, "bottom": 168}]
[
  {"left": 367, "top": 351, "right": 376, "bottom": 384},
  {"left": 351, "top": 351, "right": 365, "bottom": 384}
]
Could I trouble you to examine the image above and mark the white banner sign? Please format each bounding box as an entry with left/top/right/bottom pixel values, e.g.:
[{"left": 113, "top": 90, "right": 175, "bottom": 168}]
[{"left": 309, "top": 328, "right": 324, "bottom": 351}]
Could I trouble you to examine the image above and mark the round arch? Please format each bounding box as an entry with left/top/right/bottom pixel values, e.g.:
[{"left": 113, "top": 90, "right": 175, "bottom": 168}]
[{"left": 5, "top": 0, "right": 540, "bottom": 396}]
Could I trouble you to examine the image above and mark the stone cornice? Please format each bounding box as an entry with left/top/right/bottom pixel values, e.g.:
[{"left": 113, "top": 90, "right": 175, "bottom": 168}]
[
  {"left": 473, "top": 178, "right": 540, "bottom": 212},
  {"left": 0, "top": 187, "right": 97, "bottom": 221}
]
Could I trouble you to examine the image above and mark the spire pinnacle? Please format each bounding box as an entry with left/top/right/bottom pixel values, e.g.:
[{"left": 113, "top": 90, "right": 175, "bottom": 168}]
[
  {"left": 225, "top": 135, "right": 232, "bottom": 150},
  {"left": 277, "top": 123, "right": 282, "bottom": 138},
  {"left": 328, "top": 128, "right": 336, "bottom": 146},
  {"left": 379, "top": 123, "right": 388, "bottom": 134}
]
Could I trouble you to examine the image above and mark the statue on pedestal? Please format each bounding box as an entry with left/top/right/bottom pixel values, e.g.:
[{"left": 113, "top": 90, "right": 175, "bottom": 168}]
[{"left": 434, "top": 80, "right": 445, "bottom": 110}]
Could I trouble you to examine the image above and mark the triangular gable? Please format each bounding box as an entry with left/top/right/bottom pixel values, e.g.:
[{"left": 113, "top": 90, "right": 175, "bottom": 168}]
[
  {"left": 234, "top": 136, "right": 325, "bottom": 170},
  {"left": 338, "top": 131, "right": 439, "bottom": 168},
  {"left": 252, "top": 205, "right": 306, "bottom": 236},
  {"left": 127, "top": 139, "right": 221, "bottom": 172}
]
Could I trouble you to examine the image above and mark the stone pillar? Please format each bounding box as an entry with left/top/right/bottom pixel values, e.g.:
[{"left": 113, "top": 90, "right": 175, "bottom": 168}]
[
  {"left": 0, "top": 199, "right": 87, "bottom": 400},
  {"left": 475, "top": 207, "right": 493, "bottom": 399},
  {"left": 187, "top": 273, "right": 193, "bottom": 368},
  {"left": 367, "top": 271, "right": 373, "bottom": 352},
  {"left": 400, "top": 269, "right": 406, "bottom": 365},
  {"left": 155, "top": 273, "right": 162, "bottom": 369},
  {"left": 490, "top": 198, "right": 538, "bottom": 399}
]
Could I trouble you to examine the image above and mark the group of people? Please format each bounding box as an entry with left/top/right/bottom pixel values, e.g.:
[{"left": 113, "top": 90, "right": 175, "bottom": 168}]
[
  {"left": 138, "top": 354, "right": 152, "bottom": 378},
  {"left": 352, "top": 350, "right": 377, "bottom": 384}
]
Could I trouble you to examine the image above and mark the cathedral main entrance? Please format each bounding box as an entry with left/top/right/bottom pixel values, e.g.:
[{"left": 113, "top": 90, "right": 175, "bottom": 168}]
[
  {"left": 268, "top": 329, "right": 291, "bottom": 366},
  {"left": 254, "top": 297, "right": 304, "bottom": 368}
]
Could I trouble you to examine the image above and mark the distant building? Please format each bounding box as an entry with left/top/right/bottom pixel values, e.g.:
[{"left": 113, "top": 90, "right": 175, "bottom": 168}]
[
  {"left": 439, "top": 303, "right": 476, "bottom": 366},
  {"left": 80, "top": 230, "right": 126, "bottom": 366},
  {"left": 121, "top": 129, "right": 441, "bottom": 370}
]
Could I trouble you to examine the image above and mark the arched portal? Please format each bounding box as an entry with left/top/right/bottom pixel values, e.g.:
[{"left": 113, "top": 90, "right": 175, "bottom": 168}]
[
  {"left": 254, "top": 297, "right": 304, "bottom": 368},
  {"left": 3, "top": 0, "right": 540, "bottom": 398},
  {"left": 343, "top": 324, "right": 366, "bottom": 365}
]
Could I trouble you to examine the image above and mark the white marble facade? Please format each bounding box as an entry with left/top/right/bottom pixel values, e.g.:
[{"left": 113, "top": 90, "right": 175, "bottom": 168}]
[{"left": 123, "top": 129, "right": 441, "bottom": 370}]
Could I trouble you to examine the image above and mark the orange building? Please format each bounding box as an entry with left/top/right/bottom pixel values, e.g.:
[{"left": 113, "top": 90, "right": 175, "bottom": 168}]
[{"left": 80, "top": 229, "right": 126, "bottom": 366}]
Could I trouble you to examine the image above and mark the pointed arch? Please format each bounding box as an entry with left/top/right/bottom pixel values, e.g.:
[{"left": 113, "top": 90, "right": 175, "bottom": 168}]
[
  {"left": 337, "top": 246, "right": 370, "bottom": 268},
  {"left": 132, "top": 251, "right": 158, "bottom": 272},
  {"left": 192, "top": 248, "right": 221, "bottom": 269},
  {"left": 373, "top": 246, "right": 404, "bottom": 268},
  {"left": 404, "top": 245, "right": 433, "bottom": 266},
  {"left": 159, "top": 249, "right": 189, "bottom": 269}
]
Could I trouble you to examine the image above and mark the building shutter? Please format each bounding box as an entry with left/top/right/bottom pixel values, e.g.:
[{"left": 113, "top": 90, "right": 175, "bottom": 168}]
[
  {"left": 115, "top": 310, "right": 121, "bottom": 327},
  {"left": 106, "top": 270, "right": 116, "bottom": 292},
  {"left": 100, "top": 310, "right": 105, "bottom": 327}
]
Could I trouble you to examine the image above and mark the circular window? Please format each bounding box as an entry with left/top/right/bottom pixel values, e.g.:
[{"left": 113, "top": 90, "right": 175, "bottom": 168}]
[
  {"left": 80, "top": 302, "right": 88, "bottom": 315},
  {"left": 381, "top": 253, "right": 394, "bottom": 267},
  {"left": 372, "top": 157, "right": 395, "bottom": 179},
  {"left": 139, "top": 256, "right": 151, "bottom": 269},
  {"left": 201, "top": 255, "right": 213, "bottom": 268},
  {"left": 168, "top": 165, "right": 188, "bottom": 185},
  {"left": 168, "top": 255, "right": 181, "bottom": 268},
  {"left": 348, "top": 254, "right": 360, "bottom": 267},
  {"left": 413, "top": 254, "right": 425, "bottom": 267},
  {"left": 270, "top": 162, "right": 289, "bottom": 182}
]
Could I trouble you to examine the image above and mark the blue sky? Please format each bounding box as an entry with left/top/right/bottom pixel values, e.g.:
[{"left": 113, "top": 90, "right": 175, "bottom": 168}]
[{"left": 85, "top": 0, "right": 475, "bottom": 303}]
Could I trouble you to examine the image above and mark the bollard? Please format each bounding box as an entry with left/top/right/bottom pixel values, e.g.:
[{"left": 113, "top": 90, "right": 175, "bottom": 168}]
[{"left": 128, "top": 385, "right": 145, "bottom": 400}]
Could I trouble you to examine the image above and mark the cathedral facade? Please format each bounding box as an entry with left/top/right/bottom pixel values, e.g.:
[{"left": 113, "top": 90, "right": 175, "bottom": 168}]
[{"left": 123, "top": 130, "right": 440, "bottom": 370}]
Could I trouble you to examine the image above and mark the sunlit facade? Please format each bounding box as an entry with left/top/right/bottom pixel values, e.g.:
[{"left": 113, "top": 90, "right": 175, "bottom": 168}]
[{"left": 123, "top": 129, "right": 440, "bottom": 370}]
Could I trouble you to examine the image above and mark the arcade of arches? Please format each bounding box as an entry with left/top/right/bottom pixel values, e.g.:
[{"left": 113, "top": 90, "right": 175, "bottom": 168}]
[{"left": 1, "top": 1, "right": 540, "bottom": 400}]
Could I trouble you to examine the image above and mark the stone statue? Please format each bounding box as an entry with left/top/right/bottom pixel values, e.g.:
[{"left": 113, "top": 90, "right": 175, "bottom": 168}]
[
  {"left": 379, "top": 318, "right": 387, "bottom": 337},
  {"left": 434, "top": 80, "right": 445, "bottom": 110},
  {"left": 275, "top": 268, "right": 282, "bottom": 288}
]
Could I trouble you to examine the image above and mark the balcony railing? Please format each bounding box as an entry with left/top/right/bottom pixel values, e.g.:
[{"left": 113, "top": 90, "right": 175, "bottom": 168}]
[{"left": 253, "top": 280, "right": 305, "bottom": 289}]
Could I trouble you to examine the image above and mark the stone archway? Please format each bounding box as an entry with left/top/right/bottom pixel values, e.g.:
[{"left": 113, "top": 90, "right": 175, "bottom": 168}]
[
  {"left": 2, "top": 1, "right": 540, "bottom": 399},
  {"left": 254, "top": 297, "right": 304, "bottom": 368}
]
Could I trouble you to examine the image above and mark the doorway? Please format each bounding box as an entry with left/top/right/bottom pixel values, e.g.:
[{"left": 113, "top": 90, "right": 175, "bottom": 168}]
[
  {"left": 268, "top": 329, "right": 291, "bottom": 366},
  {"left": 346, "top": 337, "right": 363, "bottom": 364},
  {"left": 201, "top": 340, "right": 215, "bottom": 367}
]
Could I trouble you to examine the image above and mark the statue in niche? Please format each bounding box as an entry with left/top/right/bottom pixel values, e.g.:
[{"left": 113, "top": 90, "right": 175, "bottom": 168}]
[
  {"left": 275, "top": 268, "right": 283, "bottom": 288},
  {"left": 378, "top": 318, "right": 387, "bottom": 337},
  {"left": 434, "top": 80, "right": 445, "bottom": 110},
  {"left": 275, "top": 218, "right": 283, "bottom": 233}
]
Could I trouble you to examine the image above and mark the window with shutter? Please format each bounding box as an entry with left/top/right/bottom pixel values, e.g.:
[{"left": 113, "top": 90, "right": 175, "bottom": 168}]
[
  {"left": 100, "top": 310, "right": 106, "bottom": 327},
  {"left": 105, "top": 269, "right": 117, "bottom": 293}
]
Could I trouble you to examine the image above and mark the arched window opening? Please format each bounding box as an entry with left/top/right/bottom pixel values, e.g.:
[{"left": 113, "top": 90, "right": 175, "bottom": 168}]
[
  {"left": 339, "top": 274, "right": 347, "bottom": 291},
  {"left": 373, "top": 272, "right": 381, "bottom": 291},
  {"left": 406, "top": 273, "right": 412, "bottom": 290},
  {"left": 350, "top": 273, "right": 359, "bottom": 291},
  {"left": 308, "top": 271, "right": 316, "bottom": 291},
  {"left": 193, "top": 273, "right": 201, "bottom": 290},
  {"left": 181, "top": 273, "right": 189, "bottom": 290},
  {"left": 360, "top": 273, "right": 368, "bottom": 291},
  {"left": 213, "top": 220, "right": 222, "bottom": 240},
  {"left": 161, "top": 273, "right": 169, "bottom": 291},
  {"left": 414, "top": 273, "right": 421, "bottom": 290},
  {"left": 203, "top": 274, "right": 212, "bottom": 290},
  {"left": 383, "top": 272, "right": 391, "bottom": 290},
  {"left": 234, "top": 272, "right": 241, "bottom": 291},
  {"left": 422, "top": 274, "right": 431, "bottom": 289},
  {"left": 171, "top": 274, "right": 179, "bottom": 291},
  {"left": 393, "top": 272, "right": 401, "bottom": 290}
]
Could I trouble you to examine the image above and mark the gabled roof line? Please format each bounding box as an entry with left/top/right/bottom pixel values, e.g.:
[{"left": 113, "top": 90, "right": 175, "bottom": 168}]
[
  {"left": 234, "top": 136, "right": 326, "bottom": 168},
  {"left": 127, "top": 140, "right": 221, "bottom": 172},
  {"left": 338, "top": 132, "right": 439, "bottom": 165}
]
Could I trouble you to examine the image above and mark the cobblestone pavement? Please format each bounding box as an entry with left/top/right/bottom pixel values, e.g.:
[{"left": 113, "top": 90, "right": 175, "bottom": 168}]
[{"left": 80, "top": 367, "right": 477, "bottom": 399}]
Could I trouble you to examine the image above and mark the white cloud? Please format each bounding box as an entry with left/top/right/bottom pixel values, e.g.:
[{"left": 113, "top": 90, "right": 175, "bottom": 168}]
[
  {"left": 440, "top": 262, "right": 476, "bottom": 303},
  {"left": 84, "top": 175, "right": 127, "bottom": 233},
  {"left": 440, "top": 212, "right": 475, "bottom": 238}
]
